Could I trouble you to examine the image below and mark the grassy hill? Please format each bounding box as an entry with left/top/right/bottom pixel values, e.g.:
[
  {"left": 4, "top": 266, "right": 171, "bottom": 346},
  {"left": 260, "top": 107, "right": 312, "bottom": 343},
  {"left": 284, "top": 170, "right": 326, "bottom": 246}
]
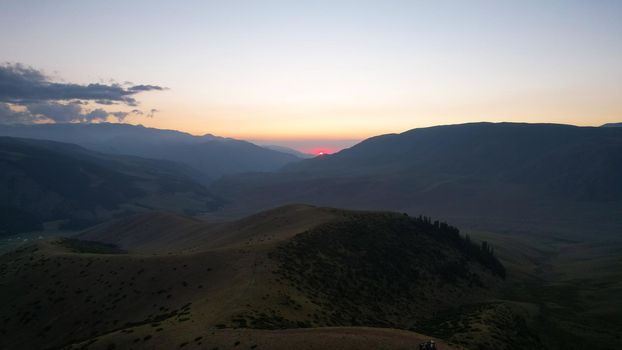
[
  {"left": 0, "top": 137, "right": 222, "bottom": 235},
  {"left": 0, "top": 205, "right": 512, "bottom": 350}
]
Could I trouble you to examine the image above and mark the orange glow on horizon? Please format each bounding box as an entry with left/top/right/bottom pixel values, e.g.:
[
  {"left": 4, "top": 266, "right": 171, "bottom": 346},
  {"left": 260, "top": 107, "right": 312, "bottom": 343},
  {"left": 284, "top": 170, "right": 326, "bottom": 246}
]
[{"left": 307, "top": 147, "right": 336, "bottom": 156}]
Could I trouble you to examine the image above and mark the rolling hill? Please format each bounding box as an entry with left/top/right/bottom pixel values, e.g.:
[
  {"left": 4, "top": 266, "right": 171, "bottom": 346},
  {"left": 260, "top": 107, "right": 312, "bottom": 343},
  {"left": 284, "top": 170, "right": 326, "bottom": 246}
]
[
  {"left": 211, "top": 122, "right": 622, "bottom": 237},
  {"left": 0, "top": 205, "right": 518, "bottom": 350},
  {"left": 0, "top": 123, "right": 302, "bottom": 182},
  {"left": 0, "top": 137, "right": 222, "bottom": 235}
]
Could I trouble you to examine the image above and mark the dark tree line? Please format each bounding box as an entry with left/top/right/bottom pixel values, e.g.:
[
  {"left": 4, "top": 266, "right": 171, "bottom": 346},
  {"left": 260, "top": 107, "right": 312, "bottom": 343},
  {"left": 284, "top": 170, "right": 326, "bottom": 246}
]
[
  {"left": 270, "top": 211, "right": 507, "bottom": 331},
  {"left": 410, "top": 214, "right": 505, "bottom": 278}
]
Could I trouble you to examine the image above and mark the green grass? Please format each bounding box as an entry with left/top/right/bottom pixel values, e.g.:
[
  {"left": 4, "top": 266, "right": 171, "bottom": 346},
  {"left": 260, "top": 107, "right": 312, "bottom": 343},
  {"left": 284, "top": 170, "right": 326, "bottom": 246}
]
[{"left": 470, "top": 229, "right": 622, "bottom": 350}]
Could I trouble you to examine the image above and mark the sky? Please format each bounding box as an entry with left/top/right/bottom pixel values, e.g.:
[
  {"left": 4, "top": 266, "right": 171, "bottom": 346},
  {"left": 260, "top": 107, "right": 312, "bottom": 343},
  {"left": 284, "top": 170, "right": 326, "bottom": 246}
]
[{"left": 1, "top": 0, "right": 621, "bottom": 152}]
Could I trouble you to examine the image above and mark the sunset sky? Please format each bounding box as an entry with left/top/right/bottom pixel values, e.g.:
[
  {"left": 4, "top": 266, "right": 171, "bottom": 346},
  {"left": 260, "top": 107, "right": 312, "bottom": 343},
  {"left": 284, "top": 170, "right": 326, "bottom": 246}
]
[{"left": 1, "top": 0, "right": 621, "bottom": 152}]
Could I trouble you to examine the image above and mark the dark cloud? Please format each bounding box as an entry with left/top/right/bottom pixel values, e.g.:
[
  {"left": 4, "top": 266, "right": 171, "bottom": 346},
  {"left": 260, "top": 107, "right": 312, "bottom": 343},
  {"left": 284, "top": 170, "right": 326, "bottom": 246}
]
[
  {"left": 0, "top": 101, "right": 143, "bottom": 124},
  {"left": 0, "top": 63, "right": 164, "bottom": 124},
  {"left": 26, "top": 101, "right": 84, "bottom": 123},
  {"left": 147, "top": 109, "right": 159, "bottom": 118},
  {"left": 94, "top": 99, "right": 117, "bottom": 105},
  {"left": 0, "top": 103, "right": 33, "bottom": 123},
  {"left": 128, "top": 84, "right": 164, "bottom": 92}
]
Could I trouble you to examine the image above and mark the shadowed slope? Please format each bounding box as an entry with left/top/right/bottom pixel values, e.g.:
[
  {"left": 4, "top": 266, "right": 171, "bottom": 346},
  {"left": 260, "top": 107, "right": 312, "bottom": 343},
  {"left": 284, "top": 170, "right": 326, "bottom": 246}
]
[
  {"left": 67, "top": 327, "right": 458, "bottom": 350},
  {"left": 0, "top": 137, "right": 221, "bottom": 235},
  {"left": 78, "top": 204, "right": 340, "bottom": 252},
  {"left": 0, "top": 205, "right": 507, "bottom": 350}
]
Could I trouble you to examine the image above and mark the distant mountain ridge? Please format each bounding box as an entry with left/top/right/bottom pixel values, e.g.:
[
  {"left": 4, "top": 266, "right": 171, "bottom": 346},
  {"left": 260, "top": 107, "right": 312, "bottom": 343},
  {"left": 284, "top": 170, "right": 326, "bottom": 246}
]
[
  {"left": 0, "top": 123, "right": 302, "bottom": 182},
  {"left": 261, "top": 144, "right": 314, "bottom": 158},
  {"left": 0, "top": 136, "right": 222, "bottom": 235},
  {"left": 285, "top": 122, "right": 622, "bottom": 198},
  {"left": 211, "top": 122, "right": 622, "bottom": 235},
  {"left": 602, "top": 122, "right": 622, "bottom": 127}
]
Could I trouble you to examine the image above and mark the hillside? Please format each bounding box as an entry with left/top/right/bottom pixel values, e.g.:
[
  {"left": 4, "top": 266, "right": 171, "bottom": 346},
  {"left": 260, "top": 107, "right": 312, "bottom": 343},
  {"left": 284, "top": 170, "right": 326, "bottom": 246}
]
[
  {"left": 0, "top": 123, "right": 301, "bottom": 181},
  {"left": 211, "top": 123, "right": 622, "bottom": 237},
  {"left": 0, "top": 137, "right": 222, "bottom": 235},
  {"left": 261, "top": 145, "right": 314, "bottom": 158},
  {"left": 78, "top": 204, "right": 339, "bottom": 253},
  {"left": 0, "top": 205, "right": 514, "bottom": 350}
]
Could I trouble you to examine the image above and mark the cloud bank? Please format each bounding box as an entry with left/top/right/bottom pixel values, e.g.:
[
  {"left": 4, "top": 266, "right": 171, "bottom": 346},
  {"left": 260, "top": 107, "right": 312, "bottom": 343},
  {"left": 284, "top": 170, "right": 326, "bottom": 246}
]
[{"left": 0, "top": 63, "right": 164, "bottom": 124}]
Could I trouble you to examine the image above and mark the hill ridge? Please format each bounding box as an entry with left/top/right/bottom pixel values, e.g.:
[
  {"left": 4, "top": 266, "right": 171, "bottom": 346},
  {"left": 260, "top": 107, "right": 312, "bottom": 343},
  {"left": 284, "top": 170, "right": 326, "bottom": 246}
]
[{"left": 0, "top": 205, "right": 506, "bottom": 350}]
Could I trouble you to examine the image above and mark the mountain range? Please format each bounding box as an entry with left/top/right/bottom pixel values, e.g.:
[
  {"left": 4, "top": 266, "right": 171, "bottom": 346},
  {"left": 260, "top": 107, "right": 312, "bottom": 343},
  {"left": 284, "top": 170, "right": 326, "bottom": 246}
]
[
  {"left": 0, "top": 137, "right": 221, "bottom": 235},
  {"left": 211, "top": 122, "right": 622, "bottom": 237},
  {"left": 0, "top": 123, "right": 302, "bottom": 182},
  {"left": 261, "top": 145, "right": 314, "bottom": 158}
]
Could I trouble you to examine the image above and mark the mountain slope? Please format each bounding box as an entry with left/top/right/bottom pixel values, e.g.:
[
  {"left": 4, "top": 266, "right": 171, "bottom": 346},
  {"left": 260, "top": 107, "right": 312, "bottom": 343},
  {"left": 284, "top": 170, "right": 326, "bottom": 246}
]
[
  {"left": 68, "top": 327, "right": 457, "bottom": 350},
  {"left": 78, "top": 204, "right": 339, "bottom": 253},
  {"left": 0, "top": 205, "right": 508, "bottom": 350},
  {"left": 261, "top": 145, "right": 314, "bottom": 158},
  {"left": 284, "top": 122, "right": 622, "bottom": 199},
  {"left": 211, "top": 123, "right": 622, "bottom": 236},
  {"left": 0, "top": 137, "right": 221, "bottom": 235},
  {"left": 0, "top": 123, "right": 301, "bottom": 181}
]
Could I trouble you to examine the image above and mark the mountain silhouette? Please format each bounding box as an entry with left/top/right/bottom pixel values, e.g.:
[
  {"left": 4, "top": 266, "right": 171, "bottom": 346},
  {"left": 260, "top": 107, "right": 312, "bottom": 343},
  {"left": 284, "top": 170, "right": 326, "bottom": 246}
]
[
  {"left": 0, "top": 137, "right": 221, "bottom": 235},
  {"left": 0, "top": 123, "right": 301, "bottom": 182},
  {"left": 212, "top": 122, "right": 622, "bottom": 235}
]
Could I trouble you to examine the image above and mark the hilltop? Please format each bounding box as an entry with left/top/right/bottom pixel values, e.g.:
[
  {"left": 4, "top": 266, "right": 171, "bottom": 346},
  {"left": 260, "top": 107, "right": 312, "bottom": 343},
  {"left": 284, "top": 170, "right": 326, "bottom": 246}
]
[{"left": 0, "top": 205, "right": 515, "bottom": 350}]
